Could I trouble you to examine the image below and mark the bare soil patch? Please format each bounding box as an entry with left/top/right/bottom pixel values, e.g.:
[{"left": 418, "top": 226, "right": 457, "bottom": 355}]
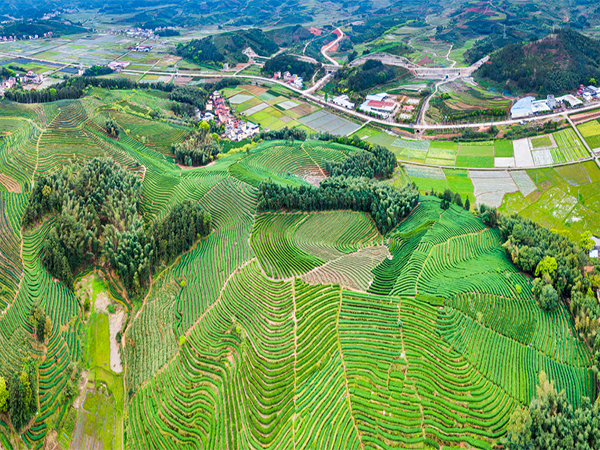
[
  {"left": 109, "top": 310, "right": 125, "bottom": 373},
  {"left": 289, "top": 103, "right": 315, "bottom": 117},
  {"left": 239, "top": 84, "right": 268, "bottom": 96}
]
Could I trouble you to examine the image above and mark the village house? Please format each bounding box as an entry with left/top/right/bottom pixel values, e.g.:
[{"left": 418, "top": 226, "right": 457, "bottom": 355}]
[{"left": 204, "top": 91, "right": 260, "bottom": 141}]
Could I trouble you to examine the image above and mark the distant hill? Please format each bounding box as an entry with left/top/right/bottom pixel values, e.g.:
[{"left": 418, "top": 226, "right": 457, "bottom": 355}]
[
  {"left": 333, "top": 59, "right": 411, "bottom": 96},
  {"left": 176, "top": 29, "right": 279, "bottom": 66},
  {"left": 473, "top": 29, "right": 600, "bottom": 94},
  {"left": 0, "top": 20, "right": 87, "bottom": 37}
]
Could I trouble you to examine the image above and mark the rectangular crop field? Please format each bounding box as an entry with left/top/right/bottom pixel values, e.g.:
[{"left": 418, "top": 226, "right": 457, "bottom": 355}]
[
  {"left": 408, "top": 176, "right": 448, "bottom": 193},
  {"left": 576, "top": 120, "right": 600, "bottom": 137},
  {"left": 429, "top": 140, "right": 458, "bottom": 151},
  {"left": 494, "top": 139, "right": 514, "bottom": 157},
  {"left": 404, "top": 164, "right": 446, "bottom": 179},
  {"left": 582, "top": 160, "right": 600, "bottom": 182},
  {"left": 424, "top": 157, "right": 455, "bottom": 166},
  {"left": 391, "top": 138, "right": 430, "bottom": 151},
  {"left": 392, "top": 148, "right": 426, "bottom": 162},
  {"left": 445, "top": 174, "right": 474, "bottom": 199},
  {"left": 552, "top": 129, "right": 589, "bottom": 163},
  {"left": 455, "top": 155, "right": 494, "bottom": 168},
  {"left": 367, "top": 132, "right": 398, "bottom": 147},
  {"left": 530, "top": 135, "right": 553, "bottom": 149},
  {"left": 426, "top": 146, "right": 457, "bottom": 160},
  {"left": 299, "top": 110, "right": 361, "bottom": 136},
  {"left": 458, "top": 144, "right": 494, "bottom": 157},
  {"left": 554, "top": 164, "right": 592, "bottom": 186},
  {"left": 513, "top": 138, "right": 534, "bottom": 167}
]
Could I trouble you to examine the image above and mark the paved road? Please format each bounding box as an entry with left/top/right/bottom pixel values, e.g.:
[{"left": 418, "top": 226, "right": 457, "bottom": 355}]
[
  {"left": 5, "top": 48, "right": 599, "bottom": 134},
  {"left": 349, "top": 51, "right": 489, "bottom": 80},
  {"left": 123, "top": 68, "right": 600, "bottom": 132},
  {"left": 321, "top": 28, "right": 343, "bottom": 66}
]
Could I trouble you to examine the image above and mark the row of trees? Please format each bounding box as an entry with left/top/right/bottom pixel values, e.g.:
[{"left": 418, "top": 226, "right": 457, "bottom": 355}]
[
  {"left": 3, "top": 74, "right": 238, "bottom": 108},
  {"left": 429, "top": 188, "right": 471, "bottom": 211},
  {"left": 22, "top": 159, "right": 211, "bottom": 296},
  {"left": 258, "top": 177, "right": 419, "bottom": 235},
  {"left": 172, "top": 127, "right": 221, "bottom": 166},
  {"left": 30, "top": 305, "right": 52, "bottom": 343}
]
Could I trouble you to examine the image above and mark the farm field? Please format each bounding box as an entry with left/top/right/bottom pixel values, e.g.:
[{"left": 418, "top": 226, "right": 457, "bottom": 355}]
[
  {"left": 577, "top": 118, "right": 600, "bottom": 152},
  {"left": 499, "top": 160, "right": 600, "bottom": 239},
  {"left": 351, "top": 126, "right": 591, "bottom": 170},
  {"left": 0, "top": 85, "right": 597, "bottom": 450}
]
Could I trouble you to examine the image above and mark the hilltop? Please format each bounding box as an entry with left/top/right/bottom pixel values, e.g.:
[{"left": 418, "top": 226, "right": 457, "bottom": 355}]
[{"left": 473, "top": 29, "right": 600, "bottom": 95}]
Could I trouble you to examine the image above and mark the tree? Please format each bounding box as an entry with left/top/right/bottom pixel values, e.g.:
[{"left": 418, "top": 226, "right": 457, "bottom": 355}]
[
  {"left": 535, "top": 255, "right": 557, "bottom": 277},
  {"left": 590, "top": 78, "right": 597, "bottom": 86},
  {"left": 533, "top": 278, "right": 559, "bottom": 311},
  {"left": 580, "top": 230, "right": 595, "bottom": 253},
  {"left": 464, "top": 196, "right": 471, "bottom": 211},
  {"left": 172, "top": 128, "right": 221, "bottom": 167},
  {"left": 0, "top": 376, "right": 8, "bottom": 412},
  {"left": 453, "top": 192, "right": 463, "bottom": 207},
  {"left": 105, "top": 119, "right": 120, "bottom": 138},
  {"left": 505, "top": 371, "right": 600, "bottom": 449},
  {"left": 479, "top": 204, "right": 499, "bottom": 227},
  {"left": 30, "top": 305, "right": 50, "bottom": 342},
  {"left": 503, "top": 406, "right": 533, "bottom": 450},
  {"left": 9, "top": 368, "right": 36, "bottom": 432}
]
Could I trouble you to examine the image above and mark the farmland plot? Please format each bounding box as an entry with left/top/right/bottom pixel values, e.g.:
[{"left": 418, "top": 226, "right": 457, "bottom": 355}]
[{"left": 470, "top": 170, "right": 519, "bottom": 207}]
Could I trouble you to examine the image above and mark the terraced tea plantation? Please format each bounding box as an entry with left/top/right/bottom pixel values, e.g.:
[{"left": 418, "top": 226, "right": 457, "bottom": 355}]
[{"left": 0, "top": 88, "right": 597, "bottom": 450}]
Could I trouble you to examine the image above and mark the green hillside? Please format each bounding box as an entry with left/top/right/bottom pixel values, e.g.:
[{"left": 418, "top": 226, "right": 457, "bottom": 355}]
[
  {"left": 473, "top": 29, "right": 600, "bottom": 94},
  {"left": 0, "top": 86, "right": 597, "bottom": 450}
]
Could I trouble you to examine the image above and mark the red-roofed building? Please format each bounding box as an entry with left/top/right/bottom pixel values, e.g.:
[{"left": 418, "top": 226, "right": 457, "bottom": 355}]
[{"left": 359, "top": 98, "right": 397, "bottom": 117}]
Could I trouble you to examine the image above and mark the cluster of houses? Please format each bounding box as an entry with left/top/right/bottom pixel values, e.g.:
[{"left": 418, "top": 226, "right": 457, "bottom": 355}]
[
  {"left": 21, "top": 71, "right": 42, "bottom": 84},
  {"left": 330, "top": 93, "right": 420, "bottom": 121},
  {"left": 109, "top": 27, "right": 175, "bottom": 40},
  {"left": 578, "top": 84, "right": 600, "bottom": 102},
  {"left": 510, "top": 93, "right": 583, "bottom": 119},
  {"left": 0, "top": 76, "right": 16, "bottom": 96},
  {"left": 0, "top": 33, "right": 52, "bottom": 41},
  {"left": 0, "top": 71, "right": 42, "bottom": 95},
  {"left": 108, "top": 61, "right": 131, "bottom": 72},
  {"left": 127, "top": 45, "right": 153, "bottom": 52},
  {"left": 201, "top": 91, "right": 259, "bottom": 141},
  {"left": 273, "top": 71, "right": 303, "bottom": 89},
  {"left": 41, "top": 9, "right": 77, "bottom": 20},
  {"left": 331, "top": 94, "right": 355, "bottom": 109},
  {"left": 510, "top": 84, "right": 600, "bottom": 119}
]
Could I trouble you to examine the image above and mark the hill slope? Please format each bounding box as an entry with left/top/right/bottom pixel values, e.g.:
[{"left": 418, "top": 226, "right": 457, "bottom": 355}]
[{"left": 473, "top": 29, "right": 600, "bottom": 94}]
